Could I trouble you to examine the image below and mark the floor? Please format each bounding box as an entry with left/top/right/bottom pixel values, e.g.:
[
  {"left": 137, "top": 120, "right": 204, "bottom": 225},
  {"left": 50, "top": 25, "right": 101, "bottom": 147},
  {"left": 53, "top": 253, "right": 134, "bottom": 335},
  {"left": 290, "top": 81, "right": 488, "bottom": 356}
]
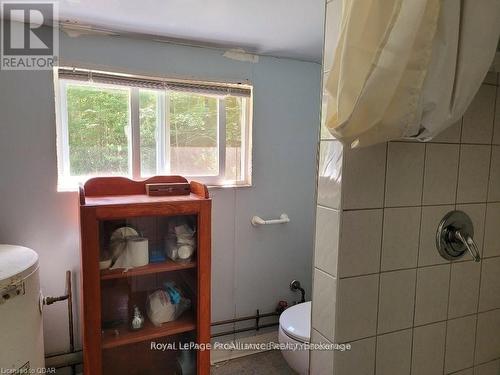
[{"left": 211, "top": 350, "right": 297, "bottom": 375}]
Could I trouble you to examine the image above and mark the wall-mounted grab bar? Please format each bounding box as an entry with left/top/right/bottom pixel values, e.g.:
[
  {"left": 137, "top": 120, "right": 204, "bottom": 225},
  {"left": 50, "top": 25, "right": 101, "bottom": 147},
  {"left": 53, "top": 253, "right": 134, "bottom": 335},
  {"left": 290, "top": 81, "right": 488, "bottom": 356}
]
[{"left": 251, "top": 213, "right": 290, "bottom": 226}]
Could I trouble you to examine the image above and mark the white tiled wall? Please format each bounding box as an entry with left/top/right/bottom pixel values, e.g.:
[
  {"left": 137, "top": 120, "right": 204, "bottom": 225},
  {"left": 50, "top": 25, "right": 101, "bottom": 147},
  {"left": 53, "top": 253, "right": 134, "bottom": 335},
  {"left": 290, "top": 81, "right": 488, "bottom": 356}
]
[
  {"left": 309, "top": 0, "right": 342, "bottom": 369},
  {"left": 311, "top": 4, "right": 500, "bottom": 371}
]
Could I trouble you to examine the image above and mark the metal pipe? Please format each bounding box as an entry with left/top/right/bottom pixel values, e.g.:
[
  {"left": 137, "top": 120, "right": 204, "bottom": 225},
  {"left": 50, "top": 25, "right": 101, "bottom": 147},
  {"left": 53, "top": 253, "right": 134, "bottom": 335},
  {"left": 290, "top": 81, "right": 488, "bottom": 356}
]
[
  {"left": 290, "top": 280, "right": 305, "bottom": 303},
  {"left": 44, "top": 271, "right": 78, "bottom": 374},
  {"left": 211, "top": 322, "right": 279, "bottom": 338},
  {"left": 211, "top": 311, "right": 279, "bottom": 327},
  {"left": 43, "top": 295, "right": 68, "bottom": 305},
  {"left": 255, "top": 309, "right": 260, "bottom": 332},
  {"left": 43, "top": 271, "right": 72, "bottom": 306},
  {"left": 211, "top": 308, "right": 280, "bottom": 338},
  {"left": 66, "top": 271, "right": 75, "bottom": 374}
]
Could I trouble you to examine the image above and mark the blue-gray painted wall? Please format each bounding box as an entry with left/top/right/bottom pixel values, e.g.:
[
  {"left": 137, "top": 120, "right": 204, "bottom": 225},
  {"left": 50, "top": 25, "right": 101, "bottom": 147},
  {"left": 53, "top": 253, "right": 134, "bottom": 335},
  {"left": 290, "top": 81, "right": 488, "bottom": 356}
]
[{"left": 0, "top": 31, "right": 321, "bottom": 353}]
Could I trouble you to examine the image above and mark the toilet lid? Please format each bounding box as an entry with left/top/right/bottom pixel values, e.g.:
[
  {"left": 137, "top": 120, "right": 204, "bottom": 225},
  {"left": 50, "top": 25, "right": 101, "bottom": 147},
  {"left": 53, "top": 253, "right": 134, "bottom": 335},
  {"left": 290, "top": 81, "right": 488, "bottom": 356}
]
[{"left": 279, "top": 301, "right": 311, "bottom": 343}]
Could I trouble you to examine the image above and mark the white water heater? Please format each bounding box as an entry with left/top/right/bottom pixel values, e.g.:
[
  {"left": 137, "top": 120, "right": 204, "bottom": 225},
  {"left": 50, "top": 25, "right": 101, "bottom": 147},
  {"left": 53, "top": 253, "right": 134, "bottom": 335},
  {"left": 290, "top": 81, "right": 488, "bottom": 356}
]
[{"left": 0, "top": 245, "right": 44, "bottom": 372}]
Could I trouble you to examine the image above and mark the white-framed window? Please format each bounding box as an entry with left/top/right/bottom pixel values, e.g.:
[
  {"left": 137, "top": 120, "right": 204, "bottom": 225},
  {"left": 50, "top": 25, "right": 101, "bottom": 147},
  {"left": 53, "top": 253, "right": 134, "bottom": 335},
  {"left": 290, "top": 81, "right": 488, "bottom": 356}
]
[{"left": 54, "top": 67, "right": 253, "bottom": 190}]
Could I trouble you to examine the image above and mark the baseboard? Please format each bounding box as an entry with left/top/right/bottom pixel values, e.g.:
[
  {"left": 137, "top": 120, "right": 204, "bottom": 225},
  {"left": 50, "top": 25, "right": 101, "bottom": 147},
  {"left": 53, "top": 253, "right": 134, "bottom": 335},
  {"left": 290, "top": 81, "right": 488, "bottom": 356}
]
[{"left": 210, "top": 330, "right": 279, "bottom": 364}]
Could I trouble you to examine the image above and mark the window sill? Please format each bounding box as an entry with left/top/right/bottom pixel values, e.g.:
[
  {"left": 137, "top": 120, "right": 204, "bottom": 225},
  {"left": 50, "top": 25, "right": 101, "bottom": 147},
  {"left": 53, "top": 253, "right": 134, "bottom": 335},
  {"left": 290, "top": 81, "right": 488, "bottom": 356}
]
[
  {"left": 207, "top": 184, "right": 252, "bottom": 190},
  {"left": 57, "top": 182, "right": 253, "bottom": 193}
]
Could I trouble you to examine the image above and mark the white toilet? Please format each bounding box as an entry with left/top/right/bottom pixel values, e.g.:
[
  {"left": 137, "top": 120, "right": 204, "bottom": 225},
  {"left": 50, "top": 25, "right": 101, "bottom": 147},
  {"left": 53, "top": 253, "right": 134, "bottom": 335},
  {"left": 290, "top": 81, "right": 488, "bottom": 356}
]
[{"left": 278, "top": 301, "right": 311, "bottom": 374}]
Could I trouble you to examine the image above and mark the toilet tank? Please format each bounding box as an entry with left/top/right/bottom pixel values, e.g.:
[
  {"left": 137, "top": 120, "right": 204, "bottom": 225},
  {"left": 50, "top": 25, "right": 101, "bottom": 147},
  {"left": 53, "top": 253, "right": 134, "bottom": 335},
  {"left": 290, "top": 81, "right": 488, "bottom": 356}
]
[{"left": 0, "top": 245, "right": 44, "bottom": 373}]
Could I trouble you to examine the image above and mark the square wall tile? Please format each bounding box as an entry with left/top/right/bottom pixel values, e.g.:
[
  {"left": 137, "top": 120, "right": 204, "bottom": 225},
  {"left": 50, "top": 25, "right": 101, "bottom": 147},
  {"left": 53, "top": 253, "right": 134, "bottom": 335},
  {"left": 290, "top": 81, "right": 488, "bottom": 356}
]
[
  {"left": 423, "top": 144, "right": 459, "bottom": 205},
  {"left": 462, "top": 84, "right": 496, "bottom": 144},
  {"left": 336, "top": 274, "right": 379, "bottom": 342},
  {"left": 484, "top": 203, "right": 500, "bottom": 257},
  {"left": 377, "top": 269, "right": 416, "bottom": 334},
  {"left": 479, "top": 257, "right": 500, "bottom": 312},
  {"left": 314, "top": 206, "right": 339, "bottom": 276},
  {"left": 317, "top": 140, "right": 343, "bottom": 208},
  {"left": 448, "top": 261, "right": 481, "bottom": 319},
  {"left": 411, "top": 322, "right": 446, "bottom": 375},
  {"left": 342, "top": 143, "right": 387, "bottom": 209},
  {"left": 334, "top": 337, "right": 376, "bottom": 375},
  {"left": 381, "top": 207, "right": 421, "bottom": 271},
  {"left": 376, "top": 329, "right": 412, "bottom": 375},
  {"left": 310, "top": 329, "right": 334, "bottom": 375},
  {"left": 457, "top": 145, "right": 491, "bottom": 204},
  {"left": 445, "top": 315, "right": 477, "bottom": 373},
  {"left": 488, "top": 146, "right": 500, "bottom": 202},
  {"left": 414, "top": 264, "right": 450, "bottom": 326},
  {"left": 338, "top": 209, "right": 382, "bottom": 277},
  {"left": 494, "top": 89, "right": 500, "bottom": 145},
  {"left": 455, "top": 203, "right": 486, "bottom": 257},
  {"left": 385, "top": 142, "right": 425, "bottom": 207},
  {"left": 475, "top": 359, "right": 500, "bottom": 375},
  {"left": 475, "top": 309, "right": 500, "bottom": 364},
  {"left": 418, "top": 205, "right": 454, "bottom": 267},
  {"left": 432, "top": 119, "right": 462, "bottom": 143},
  {"left": 312, "top": 268, "right": 336, "bottom": 341}
]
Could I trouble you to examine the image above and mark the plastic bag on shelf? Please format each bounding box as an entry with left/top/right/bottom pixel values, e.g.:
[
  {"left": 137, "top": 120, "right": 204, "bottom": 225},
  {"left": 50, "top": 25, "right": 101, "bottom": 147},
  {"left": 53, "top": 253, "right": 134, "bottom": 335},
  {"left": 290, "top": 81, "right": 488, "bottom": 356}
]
[{"left": 146, "top": 283, "right": 191, "bottom": 327}]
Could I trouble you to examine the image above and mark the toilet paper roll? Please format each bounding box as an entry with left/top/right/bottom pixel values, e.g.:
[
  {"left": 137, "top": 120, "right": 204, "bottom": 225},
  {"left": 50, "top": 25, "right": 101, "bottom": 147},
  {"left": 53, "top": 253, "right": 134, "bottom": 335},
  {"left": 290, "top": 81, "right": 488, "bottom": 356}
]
[
  {"left": 177, "top": 245, "right": 194, "bottom": 260},
  {"left": 127, "top": 237, "right": 149, "bottom": 267}
]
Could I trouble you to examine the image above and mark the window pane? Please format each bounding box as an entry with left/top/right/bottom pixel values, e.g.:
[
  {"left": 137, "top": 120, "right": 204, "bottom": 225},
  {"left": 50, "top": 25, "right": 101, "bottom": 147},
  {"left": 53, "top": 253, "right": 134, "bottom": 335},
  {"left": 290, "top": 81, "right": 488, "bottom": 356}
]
[
  {"left": 66, "top": 84, "right": 130, "bottom": 176},
  {"left": 225, "top": 96, "right": 243, "bottom": 182},
  {"left": 139, "top": 90, "right": 158, "bottom": 177},
  {"left": 169, "top": 92, "right": 218, "bottom": 176}
]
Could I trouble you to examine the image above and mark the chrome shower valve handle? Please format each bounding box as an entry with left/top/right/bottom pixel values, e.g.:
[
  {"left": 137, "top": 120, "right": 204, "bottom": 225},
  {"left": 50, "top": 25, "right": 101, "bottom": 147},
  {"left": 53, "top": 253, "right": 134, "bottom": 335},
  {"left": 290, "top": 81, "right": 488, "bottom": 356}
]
[
  {"left": 436, "top": 210, "right": 481, "bottom": 262},
  {"left": 454, "top": 230, "right": 481, "bottom": 262}
]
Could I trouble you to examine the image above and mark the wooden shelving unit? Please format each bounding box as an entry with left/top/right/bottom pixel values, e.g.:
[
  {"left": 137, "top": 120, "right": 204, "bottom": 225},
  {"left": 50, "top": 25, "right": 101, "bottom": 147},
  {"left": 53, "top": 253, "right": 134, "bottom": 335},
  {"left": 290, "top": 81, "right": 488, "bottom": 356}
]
[
  {"left": 100, "top": 260, "right": 197, "bottom": 280},
  {"left": 79, "top": 176, "right": 211, "bottom": 375},
  {"left": 101, "top": 312, "right": 196, "bottom": 349}
]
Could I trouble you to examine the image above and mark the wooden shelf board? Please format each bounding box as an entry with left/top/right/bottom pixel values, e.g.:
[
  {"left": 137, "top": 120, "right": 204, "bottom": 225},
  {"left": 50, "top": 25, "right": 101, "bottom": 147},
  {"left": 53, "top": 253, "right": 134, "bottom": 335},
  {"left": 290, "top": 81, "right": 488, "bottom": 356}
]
[
  {"left": 101, "top": 260, "right": 197, "bottom": 280},
  {"left": 84, "top": 193, "right": 206, "bottom": 207},
  {"left": 102, "top": 312, "right": 196, "bottom": 349}
]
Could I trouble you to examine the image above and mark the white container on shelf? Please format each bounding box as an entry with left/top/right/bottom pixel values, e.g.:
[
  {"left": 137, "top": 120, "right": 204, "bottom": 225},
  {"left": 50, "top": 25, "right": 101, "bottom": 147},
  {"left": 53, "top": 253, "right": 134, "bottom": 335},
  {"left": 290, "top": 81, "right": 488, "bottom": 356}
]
[{"left": 0, "top": 245, "right": 44, "bottom": 372}]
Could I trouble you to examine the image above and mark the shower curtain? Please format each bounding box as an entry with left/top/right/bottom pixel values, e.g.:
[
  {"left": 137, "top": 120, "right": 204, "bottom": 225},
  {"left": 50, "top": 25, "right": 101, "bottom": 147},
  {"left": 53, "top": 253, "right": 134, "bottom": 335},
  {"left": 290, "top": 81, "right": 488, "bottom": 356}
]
[{"left": 325, "top": 0, "right": 500, "bottom": 148}]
